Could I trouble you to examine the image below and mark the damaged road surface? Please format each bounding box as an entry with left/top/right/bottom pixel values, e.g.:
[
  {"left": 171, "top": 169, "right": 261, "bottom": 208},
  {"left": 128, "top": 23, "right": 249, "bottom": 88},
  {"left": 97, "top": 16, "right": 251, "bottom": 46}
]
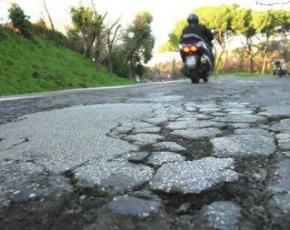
[{"left": 1, "top": 76, "right": 290, "bottom": 230}]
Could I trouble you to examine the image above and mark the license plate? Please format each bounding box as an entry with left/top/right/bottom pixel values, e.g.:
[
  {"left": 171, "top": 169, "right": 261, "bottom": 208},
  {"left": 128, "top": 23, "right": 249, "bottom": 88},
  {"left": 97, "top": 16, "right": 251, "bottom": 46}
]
[{"left": 186, "top": 56, "right": 197, "bottom": 68}]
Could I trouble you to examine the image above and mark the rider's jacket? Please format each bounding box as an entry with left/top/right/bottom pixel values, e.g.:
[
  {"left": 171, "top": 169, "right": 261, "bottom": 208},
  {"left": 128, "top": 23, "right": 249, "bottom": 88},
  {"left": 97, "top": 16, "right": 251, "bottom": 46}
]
[{"left": 180, "top": 24, "right": 214, "bottom": 47}]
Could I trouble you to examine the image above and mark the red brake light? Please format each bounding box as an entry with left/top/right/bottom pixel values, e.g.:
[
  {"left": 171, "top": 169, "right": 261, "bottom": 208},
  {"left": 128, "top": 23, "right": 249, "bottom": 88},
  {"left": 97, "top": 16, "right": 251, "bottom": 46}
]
[
  {"left": 190, "top": 46, "right": 198, "bottom": 52},
  {"left": 183, "top": 47, "right": 190, "bottom": 53},
  {"left": 182, "top": 45, "right": 198, "bottom": 53}
]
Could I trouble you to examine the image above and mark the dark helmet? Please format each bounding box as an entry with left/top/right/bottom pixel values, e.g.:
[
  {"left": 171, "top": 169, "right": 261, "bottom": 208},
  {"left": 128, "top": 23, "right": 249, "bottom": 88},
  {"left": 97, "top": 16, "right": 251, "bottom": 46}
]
[{"left": 187, "top": 14, "right": 199, "bottom": 25}]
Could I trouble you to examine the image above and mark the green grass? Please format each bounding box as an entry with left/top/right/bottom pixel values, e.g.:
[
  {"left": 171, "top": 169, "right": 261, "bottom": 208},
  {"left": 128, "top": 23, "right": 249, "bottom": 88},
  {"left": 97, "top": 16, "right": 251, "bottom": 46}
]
[{"left": 0, "top": 29, "right": 133, "bottom": 96}]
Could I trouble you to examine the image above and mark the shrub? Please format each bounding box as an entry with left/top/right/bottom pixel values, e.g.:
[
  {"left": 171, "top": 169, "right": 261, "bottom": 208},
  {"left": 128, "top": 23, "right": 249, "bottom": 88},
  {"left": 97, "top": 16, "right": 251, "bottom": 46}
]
[
  {"left": 111, "top": 56, "right": 131, "bottom": 78},
  {"left": 33, "top": 23, "right": 69, "bottom": 47},
  {"left": 0, "top": 26, "right": 7, "bottom": 39},
  {"left": 8, "top": 4, "right": 33, "bottom": 38},
  {"left": 103, "top": 50, "right": 131, "bottom": 78},
  {"left": 66, "top": 29, "right": 84, "bottom": 53}
]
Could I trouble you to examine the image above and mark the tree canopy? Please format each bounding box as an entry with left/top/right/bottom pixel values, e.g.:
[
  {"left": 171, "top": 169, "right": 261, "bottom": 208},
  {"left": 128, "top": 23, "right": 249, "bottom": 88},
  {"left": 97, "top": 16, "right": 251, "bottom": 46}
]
[
  {"left": 122, "top": 11, "right": 155, "bottom": 78},
  {"left": 70, "top": 5, "right": 106, "bottom": 61},
  {"left": 161, "top": 5, "right": 289, "bottom": 52},
  {"left": 8, "top": 3, "right": 33, "bottom": 38}
]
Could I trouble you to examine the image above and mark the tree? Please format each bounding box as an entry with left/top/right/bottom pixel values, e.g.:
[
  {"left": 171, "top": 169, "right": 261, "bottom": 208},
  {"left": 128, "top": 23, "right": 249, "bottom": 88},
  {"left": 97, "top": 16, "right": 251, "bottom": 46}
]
[
  {"left": 160, "top": 19, "right": 186, "bottom": 52},
  {"left": 232, "top": 8, "right": 257, "bottom": 72},
  {"left": 8, "top": 4, "right": 33, "bottom": 38},
  {"left": 70, "top": 4, "right": 106, "bottom": 64},
  {"left": 252, "top": 10, "right": 276, "bottom": 38},
  {"left": 42, "top": 0, "right": 55, "bottom": 31},
  {"left": 272, "top": 10, "right": 290, "bottom": 61},
  {"left": 105, "top": 19, "right": 121, "bottom": 73},
  {"left": 197, "top": 5, "right": 238, "bottom": 71},
  {"left": 231, "top": 8, "right": 289, "bottom": 73},
  {"left": 252, "top": 10, "right": 277, "bottom": 72},
  {"left": 107, "top": 46, "right": 131, "bottom": 78},
  {"left": 272, "top": 9, "right": 290, "bottom": 37},
  {"left": 122, "top": 12, "right": 155, "bottom": 79},
  {"left": 34, "top": 18, "right": 48, "bottom": 30}
]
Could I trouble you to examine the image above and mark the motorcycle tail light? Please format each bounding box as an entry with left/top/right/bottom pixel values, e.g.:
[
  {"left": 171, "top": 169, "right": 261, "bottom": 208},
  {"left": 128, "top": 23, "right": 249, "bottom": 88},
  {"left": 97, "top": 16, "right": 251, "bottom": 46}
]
[
  {"left": 190, "top": 46, "right": 198, "bottom": 52},
  {"left": 183, "top": 47, "right": 190, "bottom": 53},
  {"left": 182, "top": 46, "right": 198, "bottom": 53}
]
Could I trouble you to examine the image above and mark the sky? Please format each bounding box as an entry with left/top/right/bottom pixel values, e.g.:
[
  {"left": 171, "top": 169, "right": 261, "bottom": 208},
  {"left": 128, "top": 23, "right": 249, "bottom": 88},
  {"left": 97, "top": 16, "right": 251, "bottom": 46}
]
[{"left": 0, "top": 0, "right": 287, "bottom": 51}]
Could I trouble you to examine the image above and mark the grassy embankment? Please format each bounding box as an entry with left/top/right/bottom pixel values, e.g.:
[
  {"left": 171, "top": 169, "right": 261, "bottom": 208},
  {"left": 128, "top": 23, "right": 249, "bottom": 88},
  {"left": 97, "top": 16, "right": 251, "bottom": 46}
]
[{"left": 0, "top": 29, "right": 133, "bottom": 96}]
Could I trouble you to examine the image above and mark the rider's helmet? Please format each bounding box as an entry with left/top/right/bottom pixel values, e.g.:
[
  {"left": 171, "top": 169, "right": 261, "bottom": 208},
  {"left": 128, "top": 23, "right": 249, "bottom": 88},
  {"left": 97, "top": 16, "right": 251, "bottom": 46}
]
[
  {"left": 274, "top": 60, "right": 281, "bottom": 66},
  {"left": 187, "top": 14, "right": 199, "bottom": 25}
]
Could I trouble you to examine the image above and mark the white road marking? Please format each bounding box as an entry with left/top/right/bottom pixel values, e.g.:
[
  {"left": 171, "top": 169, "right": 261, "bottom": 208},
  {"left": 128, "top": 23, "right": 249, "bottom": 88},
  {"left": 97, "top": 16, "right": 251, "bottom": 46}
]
[{"left": 0, "top": 80, "right": 185, "bottom": 102}]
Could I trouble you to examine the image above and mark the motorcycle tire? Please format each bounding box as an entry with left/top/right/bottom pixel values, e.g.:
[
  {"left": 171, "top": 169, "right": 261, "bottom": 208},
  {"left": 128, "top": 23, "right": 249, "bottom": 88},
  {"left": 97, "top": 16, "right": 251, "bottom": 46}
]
[
  {"left": 190, "top": 70, "right": 200, "bottom": 84},
  {"left": 202, "top": 74, "right": 209, "bottom": 82}
]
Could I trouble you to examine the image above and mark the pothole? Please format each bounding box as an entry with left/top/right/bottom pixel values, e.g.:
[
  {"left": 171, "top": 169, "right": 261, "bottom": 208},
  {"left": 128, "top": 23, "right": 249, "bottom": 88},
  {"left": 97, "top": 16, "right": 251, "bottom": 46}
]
[
  {"left": 146, "top": 155, "right": 274, "bottom": 229},
  {"left": 166, "top": 137, "right": 213, "bottom": 161},
  {"left": 21, "top": 104, "right": 283, "bottom": 229},
  {"left": 154, "top": 184, "right": 238, "bottom": 215}
]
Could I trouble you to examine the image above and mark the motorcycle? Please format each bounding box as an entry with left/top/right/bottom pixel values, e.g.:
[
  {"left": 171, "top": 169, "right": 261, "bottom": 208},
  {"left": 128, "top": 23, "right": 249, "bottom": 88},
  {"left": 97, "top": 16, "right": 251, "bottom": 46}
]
[
  {"left": 273, "top": 60, "right": 288, "bottom": 78},
  {"left": 180, "top": 35, "right": 214, "bottom": 84}
]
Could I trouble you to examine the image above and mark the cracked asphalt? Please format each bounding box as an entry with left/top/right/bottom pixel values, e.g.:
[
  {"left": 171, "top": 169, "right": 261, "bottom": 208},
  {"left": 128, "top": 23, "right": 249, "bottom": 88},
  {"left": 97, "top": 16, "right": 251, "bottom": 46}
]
[{"left": 1, "top": 76, "right": 290, "bottom": 230}]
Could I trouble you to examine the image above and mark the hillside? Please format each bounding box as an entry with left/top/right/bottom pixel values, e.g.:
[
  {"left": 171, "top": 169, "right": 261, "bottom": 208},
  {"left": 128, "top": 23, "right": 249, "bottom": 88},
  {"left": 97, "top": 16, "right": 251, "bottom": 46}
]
[{"left": 0, "top": 29, "right": 133, "bottom": 96}]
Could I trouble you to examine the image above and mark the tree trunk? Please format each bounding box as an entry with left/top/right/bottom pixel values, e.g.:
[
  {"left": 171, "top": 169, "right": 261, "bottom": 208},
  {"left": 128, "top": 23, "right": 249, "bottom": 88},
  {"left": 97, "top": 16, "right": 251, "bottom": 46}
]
[
  {"left": 223, "top": 50, "right": 229, "bottom": 70},
  {"left": 259, "top": 37, "right": 269, "bottom": 74},
  {"left": 83, "top": 41, "right": 89, "bottom": 57},
  {"left": 83, "top": 36, "right": 92, "bottom": 58},
  {"left": 42, "top": 0, "right": 55, "bottom": 31},
  {"left": 215, "top": 49, "right": 225, "bottom": 74},
  {"left": 85, "top": 43, "right": 91, "bottom": 59},
  {"left": 239, "top": 51, "right": 245, "bottom": 72},
  {"left": 249, "top": 56, "right": 254, "bottom": 73},
  {"left": 94, "top": 39, "right": 103, "bottom": 68},
  {"left": 106, "top": 23, "right": 121, "bottom": 73},
  {"left": 94, "top": 50, "right": 101, "bottom": 68},
  {"left": 246, "top": 38, "right": 254, "bottom": 73},
  {"left": 107, "top": 47, "right": 113, "bottom": 73},
  {"left": 130, "top": 59, "right": 135, "bottom": 79},
  {"left": 261, "top": 54, "right": 268, "bottom": 74},
  {"left": 89, "top": 43, "right": 95, "bottom": 61},
  {"left": 266, "top": 60, "right": 271, "bottom": 73}
]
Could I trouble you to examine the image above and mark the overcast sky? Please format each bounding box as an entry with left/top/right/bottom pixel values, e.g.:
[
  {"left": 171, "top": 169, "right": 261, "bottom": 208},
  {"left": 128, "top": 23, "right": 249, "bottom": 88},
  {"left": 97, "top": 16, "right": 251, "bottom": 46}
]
[{"left": 0, "top": 0, "right": 287, "bottom": 50}]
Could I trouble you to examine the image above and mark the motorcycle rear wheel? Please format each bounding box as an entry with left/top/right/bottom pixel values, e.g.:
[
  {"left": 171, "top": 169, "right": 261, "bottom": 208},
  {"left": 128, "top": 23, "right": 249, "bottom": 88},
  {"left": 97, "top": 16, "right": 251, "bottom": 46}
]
[
  {"left": 190, "top": 70, "right": 200, "bottom": 84},
  {"left": 202, "top": 74, "right": 209, "bottom": 82}
]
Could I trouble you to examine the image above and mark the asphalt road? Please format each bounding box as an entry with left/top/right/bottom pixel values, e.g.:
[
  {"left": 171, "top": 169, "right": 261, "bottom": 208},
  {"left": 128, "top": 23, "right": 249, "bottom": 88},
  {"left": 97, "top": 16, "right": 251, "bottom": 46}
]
[{"left": 1, "top": 76, "right": 290, "bottom": 230}]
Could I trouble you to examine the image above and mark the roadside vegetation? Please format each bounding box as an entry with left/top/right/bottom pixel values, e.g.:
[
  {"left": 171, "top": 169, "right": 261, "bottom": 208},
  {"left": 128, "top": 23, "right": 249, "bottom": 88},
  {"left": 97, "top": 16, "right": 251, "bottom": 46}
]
[
  {"left": 0, "top": 2, "right": 155, "bottom": 95},
  {"left": 0, "top": 29, "right": 133, "bottom": 95}
]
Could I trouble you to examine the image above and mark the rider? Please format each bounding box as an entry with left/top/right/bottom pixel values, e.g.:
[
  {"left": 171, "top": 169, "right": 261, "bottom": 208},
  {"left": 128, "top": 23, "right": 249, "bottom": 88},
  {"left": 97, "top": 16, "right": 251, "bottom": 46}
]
[
  {"left": 273, "top": 59, "right": 288, "bottom": 76},
  {"left": 180, "top": 14, "right": 214, "bottom": 67}
]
